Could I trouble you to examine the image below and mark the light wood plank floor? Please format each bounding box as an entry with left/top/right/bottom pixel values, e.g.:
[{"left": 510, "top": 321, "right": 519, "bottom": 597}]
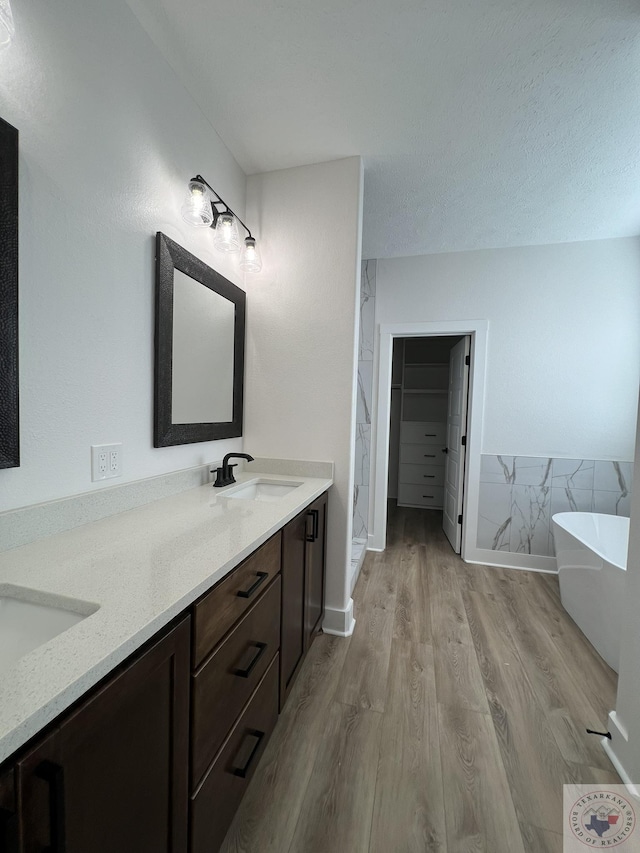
[{"left": 221, "top": 506, "right": 619, "bottom": 853}]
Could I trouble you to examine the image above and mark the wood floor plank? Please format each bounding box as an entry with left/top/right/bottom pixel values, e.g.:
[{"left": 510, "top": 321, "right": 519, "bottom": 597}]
[
  {"left": 287, "top": 701, "right": 382, "bottom": 853},
  {"left": 433, "top": 637, "right": 490, "bottom": 714},
  {"left": 438, "top": 704, "right": 526, "bottom": 853},
  {"left": 219, "top": 634, "right": 351, "bottom": 853},
  {"left": 488, "top": 572, "right": 617, "bottom": 726},
  {"left": 428, "top": 555, "right": 472, "bottom": 647},
  {"left": 485, "top": 579, "right": 616, "bottom": 771},
  {"left": 519, "top": 823, "right": 563, "bottom": 853},
  {"left": 567, "top": 761, "right": 622, "bottom": 786},
  {"left": 335, "top": 550, "right": 398, "bottom": 712},
  {"left": 369, "top": 641, "right": 447, "bottom": 853},
  {"left": 462, "top": 589, "right": 578, "bottom": 836},
  {"left": 393, "top": 545, "right": 432, "bottom": 644}
]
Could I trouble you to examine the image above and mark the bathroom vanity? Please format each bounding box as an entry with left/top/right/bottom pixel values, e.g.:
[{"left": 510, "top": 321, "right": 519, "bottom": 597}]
[{"left": 0, "top": 468, "right": 330, "bottom": 852}]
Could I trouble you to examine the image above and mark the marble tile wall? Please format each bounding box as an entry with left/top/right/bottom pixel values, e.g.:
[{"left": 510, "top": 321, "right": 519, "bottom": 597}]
[
  {"left": 353, "top": 260, "right": 376, "bottom": 539},
  {"left": 477, "top": 455, "right": 633, "bottom": 557}
]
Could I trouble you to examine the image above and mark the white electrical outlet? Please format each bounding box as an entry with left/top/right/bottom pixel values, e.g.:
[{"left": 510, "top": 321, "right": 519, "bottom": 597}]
[{"left": 91, "top": 444, "right": 123, "bottom": 481}]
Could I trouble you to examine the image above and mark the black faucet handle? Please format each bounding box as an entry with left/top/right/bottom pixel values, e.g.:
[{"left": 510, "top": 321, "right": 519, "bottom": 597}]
[{"left": 212, "top": 463, "right": 239, "bottom": 488}]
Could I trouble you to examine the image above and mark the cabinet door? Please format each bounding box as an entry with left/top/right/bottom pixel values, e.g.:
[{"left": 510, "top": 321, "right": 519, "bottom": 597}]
[
  {"left": 0, "top": 767, "right": 17, "bottom": 853},
  {"left": 304, "top": 492, "right": 327, "bottom": 649},
  {"left": 17, "top": 617, "right": 190, "bottom": 853},
  {"left": 280, "top": 509, "right": 306, "bottom": 709}
]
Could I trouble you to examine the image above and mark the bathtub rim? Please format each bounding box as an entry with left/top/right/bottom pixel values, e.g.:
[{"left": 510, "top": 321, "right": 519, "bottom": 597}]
[{"left": 552, "top": 511, "right": 629, "bottom": 572}]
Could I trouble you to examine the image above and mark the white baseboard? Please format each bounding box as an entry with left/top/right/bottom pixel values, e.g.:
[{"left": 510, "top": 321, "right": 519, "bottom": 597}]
[
  {"left": 322, "top": 599, "right": 355, "bottom": 637},
  {"left": 465, "top": 547, "right": 558, "bottom": 574}
]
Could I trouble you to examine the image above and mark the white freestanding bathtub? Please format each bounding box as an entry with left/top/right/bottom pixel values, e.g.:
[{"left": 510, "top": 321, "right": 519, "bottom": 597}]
[{"left": 552, "top": 512, "right": 629, "bottom": 672}]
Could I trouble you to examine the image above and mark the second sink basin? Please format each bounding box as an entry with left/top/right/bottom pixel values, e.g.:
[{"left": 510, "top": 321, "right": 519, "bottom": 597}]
[
  {"left": 0, "top": 585, "right": 99, "bottom": 673},
  {"left": 223, "top": 479, "right": 302, "bottom": 502}
]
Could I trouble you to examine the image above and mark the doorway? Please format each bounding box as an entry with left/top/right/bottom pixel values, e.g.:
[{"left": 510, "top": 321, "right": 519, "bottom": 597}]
[
  {"left": 370, "top": 320, "right": 488, "bottom": 559},
  {"left": 388, "top": 335, "right": 470, "bottom": 553}
]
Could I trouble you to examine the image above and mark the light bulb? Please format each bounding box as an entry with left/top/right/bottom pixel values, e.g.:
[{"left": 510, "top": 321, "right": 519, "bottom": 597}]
[
  {"left": 0, "top": 0, "right": 15, "bottom": 48},
  {"left": 239, "top": 237, "right": 262, "bottom": 273},
  {"left": 181, "top": 180, "right": 214, "bottom": 227},
  {"left": 213, "top": 212, "right": 240, "bottom": 253}
]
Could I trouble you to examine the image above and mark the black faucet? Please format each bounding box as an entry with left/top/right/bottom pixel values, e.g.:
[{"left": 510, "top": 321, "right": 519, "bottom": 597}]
[{"left": 211, "top": 453, "right": 255, "bottom": 488}]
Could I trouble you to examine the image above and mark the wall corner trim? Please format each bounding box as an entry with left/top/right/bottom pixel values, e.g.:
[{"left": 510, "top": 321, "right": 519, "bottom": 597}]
[{"left": 323, "top": 599, "right": 355, "bottom": 637}]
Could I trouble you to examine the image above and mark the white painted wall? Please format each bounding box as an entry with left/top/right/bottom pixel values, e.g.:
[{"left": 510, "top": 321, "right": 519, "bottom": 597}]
[
  {"left": 376, "top": 238, "right": 640, "bottom": 459},
  {"left": 0, "top": 0, "right": 247, "bottom": 512},
  {"left": 608, "top": 394, "right": 640, "bottom": 782},
  {"left": 244, "top": 157, "right": 364, "bottom": 636}
]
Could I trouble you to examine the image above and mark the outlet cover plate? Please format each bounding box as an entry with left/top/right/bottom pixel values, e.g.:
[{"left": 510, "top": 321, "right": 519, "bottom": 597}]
[{"left": 91, "top": 444, "right": 123, "bottom": 482}]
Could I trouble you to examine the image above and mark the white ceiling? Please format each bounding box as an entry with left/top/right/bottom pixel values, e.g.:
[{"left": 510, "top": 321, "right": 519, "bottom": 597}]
[{"left": 127, "top": 0, "right": 640, "bottom": 259}]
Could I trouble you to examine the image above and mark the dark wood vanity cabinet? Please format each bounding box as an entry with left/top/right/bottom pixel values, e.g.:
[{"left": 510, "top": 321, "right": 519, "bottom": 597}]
[
  {"left": 280, "top": 510, "right": 307, "bottom": 706},
  {"left": 15, "top": 617, "right": 190, "bottom": 853},
  {"left": 280, "top": 491, "right": 328, "bottom": 708},
  {"left": 304, "top": 492, "right": 327, "bottom": 647},
  {"left": 0, "top": 490, "right": 329, "bottom": 853},
  {"left": 0, "top": 766, "right": 17, "bottom": 853}
]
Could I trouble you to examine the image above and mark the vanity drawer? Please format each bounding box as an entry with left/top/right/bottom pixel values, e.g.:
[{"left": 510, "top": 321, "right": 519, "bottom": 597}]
[
  {"left": 399, "top": 463, "right": 445, "bottom": 486},
  {"left": 400, "top": 443, "right": 445, "bottom": 465},
  {"left": 193, "top": 531, "right": 282, "bottom": 668},
  {"left": 398, "top": 484, "right": 445, "bottom": 508},
  {"left": 400, "top": 422, "right": 446, "bottom": 445},
  {"left": 191, "top": 576, "right": 281, "bottom": 788},
  {"left": 190, "top": 653, "right": 279, "bottom": 853}
]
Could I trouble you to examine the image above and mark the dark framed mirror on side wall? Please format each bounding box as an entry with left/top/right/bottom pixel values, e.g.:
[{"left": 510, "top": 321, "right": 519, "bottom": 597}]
[{"left": 154, "top": 232, "right": 246, "bottom": 448}]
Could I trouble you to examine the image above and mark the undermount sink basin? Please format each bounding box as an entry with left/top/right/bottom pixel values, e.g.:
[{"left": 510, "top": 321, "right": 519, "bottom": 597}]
[
  {"left": 223, "top": 479, "right": 302, "bottom": 502},
  {"left": 0, "top": 585, "right": 99, "bottom": 673}
]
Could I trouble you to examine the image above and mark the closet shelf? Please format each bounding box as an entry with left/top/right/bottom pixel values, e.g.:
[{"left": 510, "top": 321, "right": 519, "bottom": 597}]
[{"left": 404, "top": 362, "right": 448, "bottom": 368}]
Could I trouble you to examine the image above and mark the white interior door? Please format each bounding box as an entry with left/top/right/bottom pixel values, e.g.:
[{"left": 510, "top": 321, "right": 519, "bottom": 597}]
[{"left": 442, "top": 336, "right": 471, "bottom": 552}]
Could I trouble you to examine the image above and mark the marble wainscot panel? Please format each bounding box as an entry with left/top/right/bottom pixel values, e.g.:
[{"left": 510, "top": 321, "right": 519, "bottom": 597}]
[
  {"left": 352, "top": 260, "right": 376, "bottom": 541},
  {"left": 356, "top": 360, "right": 373, "bottom": 426},
  {"left": 353, "top": 485, "right": 369, "bottom": 539},
  {"left": 355, "top": 424, "right": 371, "bottom": 487},
  {"left": 477, "top": 456, "right": 633, "bottom": 558},
  {"left": 359, "top": 259, "right": 376, "bottom": 361}
]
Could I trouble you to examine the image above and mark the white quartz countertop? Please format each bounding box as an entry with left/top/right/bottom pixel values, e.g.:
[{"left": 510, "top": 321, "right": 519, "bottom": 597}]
[{"left": 0, "top": 469, "right": 333, "bottom": 765}]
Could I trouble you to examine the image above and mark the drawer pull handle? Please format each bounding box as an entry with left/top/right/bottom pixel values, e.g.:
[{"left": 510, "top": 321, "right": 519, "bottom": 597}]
[
  {"left": 237, "top": 572, "right": 268, "bottom": 599},
  {"left": 234, "top": 642, "right": 267, "bottom": 678},
  {"left": 423, "top": 495, "right": 434, "bottom": 499},
  {"left": 231, "top": 729, "right": 265, "bottom": 778},
  {"left": 0, "top": 807, "right": 18, "bottom": 853},
  {"left": 425, "top": 433, "right": 436, "bottom": 437},
  {"left": 423, "top": 475, "right": 435, "bottom": 478},
  {"left": 306, "top": 509, "right": 319, "bottom": 543},
  {"left": 36, "top": 761, "right": 66, "bottom": 853},
  {"left": 424, "top": 454, "right": 435, "bottom": 458}
]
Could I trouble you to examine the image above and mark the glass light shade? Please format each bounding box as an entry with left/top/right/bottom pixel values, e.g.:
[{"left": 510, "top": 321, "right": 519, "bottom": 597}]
[
  {"left": 0, "top": 0, "right": 15, "bottom": 49},
  {"left": 181, "top": 180, "right": 214, "bottom": 227},
  {"left": 213, "top": 212, "right": 240, "bottom": 253},
  {"left": 239, "top": 237, "right": 263, "bottom": 273}
]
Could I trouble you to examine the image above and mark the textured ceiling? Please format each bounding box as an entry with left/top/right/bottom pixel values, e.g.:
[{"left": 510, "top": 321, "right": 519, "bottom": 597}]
[{"left": 126, "top": 0, "right": 640, "bottom": 259}]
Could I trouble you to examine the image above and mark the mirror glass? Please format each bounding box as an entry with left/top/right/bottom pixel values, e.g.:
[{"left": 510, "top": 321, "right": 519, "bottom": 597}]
[{"left": 171, "top": 269, "right": 234, "bottom": 424}]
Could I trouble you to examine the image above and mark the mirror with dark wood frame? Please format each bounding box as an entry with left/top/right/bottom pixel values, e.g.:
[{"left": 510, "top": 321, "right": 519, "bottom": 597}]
[
  {"left": 154, "top": 232, "right": 246, "bottom": 447},
  {"left": 0, "top": 117, "right": 19, "bottom": 469}
]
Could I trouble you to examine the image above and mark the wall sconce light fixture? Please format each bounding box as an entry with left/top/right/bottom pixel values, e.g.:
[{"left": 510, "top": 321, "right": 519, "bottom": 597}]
[
  {"left": 181, "top": 175, "right": 262, "bottom": 273},
  {"left": 0, "top": 0, "right": 15, "bottom": 48}
]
